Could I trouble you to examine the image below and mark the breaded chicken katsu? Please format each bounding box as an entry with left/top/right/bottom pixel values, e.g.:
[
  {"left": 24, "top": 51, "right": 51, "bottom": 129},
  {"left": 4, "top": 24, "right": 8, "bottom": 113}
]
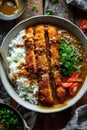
[{"left": 19, "top": 24, "right": 86, "bottom": 106}]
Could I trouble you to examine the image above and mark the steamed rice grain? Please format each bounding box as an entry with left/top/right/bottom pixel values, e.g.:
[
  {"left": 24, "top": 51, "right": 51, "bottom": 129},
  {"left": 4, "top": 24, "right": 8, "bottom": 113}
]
[{"left": 7, "top": 30, "right": 39, "bottom": 105}]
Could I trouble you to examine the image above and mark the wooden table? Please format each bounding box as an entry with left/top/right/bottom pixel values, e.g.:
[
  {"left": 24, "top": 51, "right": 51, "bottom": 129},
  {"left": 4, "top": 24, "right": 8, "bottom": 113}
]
[{"left": 0, "top": 0, "right": 87, "bottom": 130}]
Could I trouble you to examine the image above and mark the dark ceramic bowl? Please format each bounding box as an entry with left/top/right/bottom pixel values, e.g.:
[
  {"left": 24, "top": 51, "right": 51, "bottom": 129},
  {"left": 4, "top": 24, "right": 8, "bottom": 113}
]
[
  {"left": 0, "top": 0, "right": 27, "bottom": 20},
  {"left": 0, "top": 102, "right": 26, "bottom": 130}
]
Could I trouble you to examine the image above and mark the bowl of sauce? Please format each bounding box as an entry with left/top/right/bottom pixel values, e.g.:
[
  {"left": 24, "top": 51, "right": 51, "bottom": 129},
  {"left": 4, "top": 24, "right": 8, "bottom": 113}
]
[{"left": 0, "top": 0, "right": 27, "bottom": 20}]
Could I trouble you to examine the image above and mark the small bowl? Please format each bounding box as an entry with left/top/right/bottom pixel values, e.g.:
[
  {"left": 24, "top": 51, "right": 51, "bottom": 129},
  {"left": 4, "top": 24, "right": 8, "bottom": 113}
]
[
  {"left": 0, "top": 0, "right": 27, "bottom": 20},
  {"left": 0, "top": 15, "right": 87, "bottom": 113},
  {"left": 0, "top": 102, "right": 26, "bottom": 130}
]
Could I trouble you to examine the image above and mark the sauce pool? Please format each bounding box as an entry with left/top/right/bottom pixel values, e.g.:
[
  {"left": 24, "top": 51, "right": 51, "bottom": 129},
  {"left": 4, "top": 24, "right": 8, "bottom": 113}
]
[{"left": 0, "top": 0, "right": 21, "bottom": 15}]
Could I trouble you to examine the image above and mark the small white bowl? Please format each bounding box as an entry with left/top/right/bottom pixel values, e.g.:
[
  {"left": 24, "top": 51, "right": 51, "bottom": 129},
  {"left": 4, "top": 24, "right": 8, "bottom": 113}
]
[{"left": 0, "top": 15, "right": 87, "bottom": 113}]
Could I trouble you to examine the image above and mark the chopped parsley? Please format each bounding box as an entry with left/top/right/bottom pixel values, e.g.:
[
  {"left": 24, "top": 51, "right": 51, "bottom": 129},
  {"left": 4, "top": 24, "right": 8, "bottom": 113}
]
[
  {"left": 70, "top": 19, "right": 74, "bottom": 23},
  {"left": 51, "top": 69, "right": 55, "bottom": 74},
  {"left": 46, "top": 9, "right": 54, "bottom": 15},
  {"left": 50, "top": 0, "right": 58, "bottom": 4},
  {"left": 59, "top": 38, "right": 83, "bottom": 76},
  {"left": 13, "top": 59, "right": 18, "bottom": 63},
  {"left": 32, "top": 6, "right": 38, "bottom": 13},
  {"left": 78, "top": 40, "right": 82, "bottom": 44},
  {"left": 28, "top": 86, "right": 33, "bottom": 93},
  {"left": 21, "top": 94, "right": 28, "bottom": 99},
  {"left": 64, "top": 8, "right": 68, "bottom": 13},
  {"left": 0, "top": 126, "right": 4, "bottom": 130},
  {"left": 0, "top": 0, "right": 2, "bottom": 6},
  {"left": 30, "top": 73, "right": 37, "bottom": 78}
]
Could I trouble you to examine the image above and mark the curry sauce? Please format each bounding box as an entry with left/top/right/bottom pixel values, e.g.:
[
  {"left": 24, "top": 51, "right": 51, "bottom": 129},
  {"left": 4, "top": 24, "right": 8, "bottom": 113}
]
[{"left": 0, "top": 0, "right": 21, "bottom": 15}]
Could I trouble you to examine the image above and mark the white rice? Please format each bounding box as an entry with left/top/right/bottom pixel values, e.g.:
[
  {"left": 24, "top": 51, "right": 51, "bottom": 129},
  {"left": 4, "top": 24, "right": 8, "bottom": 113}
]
[{"left": 7, "top": 29, "right": 39, "bottom": 105}]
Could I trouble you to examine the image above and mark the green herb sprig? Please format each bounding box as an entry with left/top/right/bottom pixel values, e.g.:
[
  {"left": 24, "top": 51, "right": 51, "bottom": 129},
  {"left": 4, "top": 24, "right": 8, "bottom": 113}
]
[
  {"left": 0, "top": 0, "right": 3, "bottom": 7},
  {"left": 32, "top": 6, "right": 38, "bottom": 13},
  {"left": 50, "top": 0, "right": 58, "bottom": 4},
  {"left": 46, "top": 9, "right": 54, "bottom": 15}
]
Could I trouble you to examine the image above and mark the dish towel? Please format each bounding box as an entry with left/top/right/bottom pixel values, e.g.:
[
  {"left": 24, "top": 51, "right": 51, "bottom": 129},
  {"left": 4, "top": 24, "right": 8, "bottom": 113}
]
[
  {"left": 17, "top": 105, "right": 37, "bottom": 130},
  {"left": 65, "top": 0, "right": 87, "bottom": 12},
  {"left": 62, "top": 104, "right": 87, "bottom": 130}
]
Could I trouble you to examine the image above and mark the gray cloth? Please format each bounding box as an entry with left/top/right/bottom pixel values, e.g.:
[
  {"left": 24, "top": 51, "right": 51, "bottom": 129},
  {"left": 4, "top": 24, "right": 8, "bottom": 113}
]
[
  {"left": 65, "top": 0, "right": 87, "bottom": 12},
  {"left": 17, "top": 105, "right": 37, "bottom": 130},
  {"left": 62, "top": 104, "right": 87, "bottom": 130}
]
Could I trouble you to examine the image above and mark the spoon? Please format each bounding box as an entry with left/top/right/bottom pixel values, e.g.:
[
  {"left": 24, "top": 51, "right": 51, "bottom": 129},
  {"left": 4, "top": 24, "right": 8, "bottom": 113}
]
[
  {"left": 0, "top": 47, "right": 16, "bottom": 87},
  {"left": 0, "top": 47, "right": 9, "bottom": 75}
]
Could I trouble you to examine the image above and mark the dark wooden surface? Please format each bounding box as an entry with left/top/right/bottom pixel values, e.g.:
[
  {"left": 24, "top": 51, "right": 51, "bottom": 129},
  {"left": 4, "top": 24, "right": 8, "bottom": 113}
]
[{"left": 0, "top": 0, "right": 87, "bottom": 130}]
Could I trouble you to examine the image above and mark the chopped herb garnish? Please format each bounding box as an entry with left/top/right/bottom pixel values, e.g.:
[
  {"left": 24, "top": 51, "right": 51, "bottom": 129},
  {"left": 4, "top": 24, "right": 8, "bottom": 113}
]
[
  {"left": 0, "top": 0, "right": 2, "bottom": 6},
  {"left": 59, "top": 38, "right": 83, "bottom": 76},
  {"left": 50, "top": 0, "right": 58, "bottom": 4},
  {"left": 32, "top": 6, "right": 38, "bottom": 12},
  {"left": 13, "top": 59, "right": 18, "bottom": 63},
  {"left": 28, "top": 86, "right": 33, "bottom": 93},
  {"left": 78, "top": 40, "right": 82, "bottom": 44},
  {"left": 77, "top": 65, "right": 82, "bottom": 70},
  {"left": 46, "top": 9, "right": 54, "bottom": 15},
  {"left": 30, "top": 73, "right": 37, "bottom": 78},
  {"left": 0, "top": 126, "right": 4, "bottom": 130},
  {"left": 22, "top": 94, "right": 28, "bottom": 99},
  {"left": 64, "top": 8, "right": 68, "bottom": 13},
  {"left": 18, "top": 53, "right": 22, "bottom": 57},
  {"left": 51, "top": 69, "right": 55, "bottom": 74},
  {"left": 70, "top": 19, "right": 74, "bottom": 23}
]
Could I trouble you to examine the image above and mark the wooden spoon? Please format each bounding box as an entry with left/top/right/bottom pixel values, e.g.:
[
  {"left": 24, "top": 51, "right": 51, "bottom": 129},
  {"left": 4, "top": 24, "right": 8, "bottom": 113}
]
[
  {"left": 0, "top": 47, "right": 9, "bottom": 75},
  {"left": 0, "top": 47, "right": 16, "bottom": 87}
]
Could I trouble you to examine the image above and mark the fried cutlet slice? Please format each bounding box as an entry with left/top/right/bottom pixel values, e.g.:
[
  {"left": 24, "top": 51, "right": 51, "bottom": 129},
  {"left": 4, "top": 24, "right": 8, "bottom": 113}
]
[
  {"left": 23, "top": 27, "right": 37, "bottom": 74},
  {"left": 47, "top": 25, "right": 66, "bottom": 103},
  {"left": 35, "top": 25, "right": 53, "bottom": 105}
]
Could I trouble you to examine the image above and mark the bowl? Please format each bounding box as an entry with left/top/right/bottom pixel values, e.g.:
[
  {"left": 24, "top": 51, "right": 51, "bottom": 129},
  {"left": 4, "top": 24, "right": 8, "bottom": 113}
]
[
  {"left": 0, "top": 15, "right": 87, "bottom": 113},
  {"left": 0, "top": 102, "right": 26, "bottom": 130},
  {"left": 0, "top": 0, "right": 27, "bottom": 20}
]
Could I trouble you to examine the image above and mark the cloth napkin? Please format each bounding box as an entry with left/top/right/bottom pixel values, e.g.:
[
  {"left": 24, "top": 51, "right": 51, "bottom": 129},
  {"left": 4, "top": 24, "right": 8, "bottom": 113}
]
[
  {"left": 62, "top": 104, "right": 87, "bottom": 130},
  {"left": 65, "top": 0, "right": 87, "bottom": 12},
  {"left": 17, "top": 105, "right": 37, "bottom": 130}
]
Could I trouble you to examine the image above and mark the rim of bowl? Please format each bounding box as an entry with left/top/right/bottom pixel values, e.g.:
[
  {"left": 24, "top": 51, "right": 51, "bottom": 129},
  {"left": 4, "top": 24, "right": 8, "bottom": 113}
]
[{"left": 0, "top": 15, "right": 87, "bottom": 113}]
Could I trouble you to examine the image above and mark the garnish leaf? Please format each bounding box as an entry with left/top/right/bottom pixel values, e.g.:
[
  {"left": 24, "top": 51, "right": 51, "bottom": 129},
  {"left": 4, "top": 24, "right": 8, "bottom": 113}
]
[{"left": 50, "top": 0, "right": 58, "bottom": 4}]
